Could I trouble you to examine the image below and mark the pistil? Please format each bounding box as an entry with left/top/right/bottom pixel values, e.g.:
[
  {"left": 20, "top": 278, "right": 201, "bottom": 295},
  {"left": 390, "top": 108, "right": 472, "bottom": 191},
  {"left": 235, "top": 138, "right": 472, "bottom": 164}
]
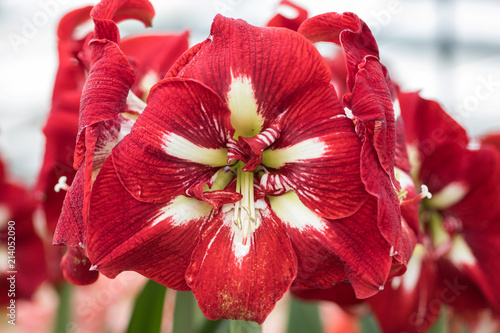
[{"left": 233, "top": 162, "right": 260, "bottom": 245}]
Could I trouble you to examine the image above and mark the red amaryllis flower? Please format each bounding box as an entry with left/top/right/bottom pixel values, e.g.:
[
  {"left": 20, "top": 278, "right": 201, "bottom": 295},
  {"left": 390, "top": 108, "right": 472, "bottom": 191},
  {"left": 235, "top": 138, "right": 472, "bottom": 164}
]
[
  {"left": 400, "top": 92, "right": 500, "bottom": 314},
  {"left": 56, "top": 0, "right": 408, "bottom": 324},
  {"left": 0, "top": 157, "right": 47, "bottom": 303},
  {"left": 52, "top": 0, "right": 189, "bottom": 285}
]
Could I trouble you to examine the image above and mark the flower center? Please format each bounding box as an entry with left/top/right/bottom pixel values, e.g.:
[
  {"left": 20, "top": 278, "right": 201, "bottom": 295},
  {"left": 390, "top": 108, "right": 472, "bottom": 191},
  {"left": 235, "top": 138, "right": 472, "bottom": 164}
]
[{"left": 232, "top": 161, "right": 261, "bottom": 245}]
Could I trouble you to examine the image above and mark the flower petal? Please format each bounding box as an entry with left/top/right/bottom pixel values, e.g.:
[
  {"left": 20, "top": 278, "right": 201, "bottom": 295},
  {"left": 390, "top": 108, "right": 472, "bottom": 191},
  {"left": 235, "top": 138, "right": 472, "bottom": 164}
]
[
  {"left": 267, "top": 192, "right": 347, "bottom": 288},
  {"left": 173, "top": 14, "right": 332, "bottom": 126},
  {"left": 185, "top": 209, "right": 297, "bottom": 324},
  {"left": 298, "top": 12, "right": 379, "bottom": 92},
  {"left": 269, "top": 192, "right": 392, "bottom": 298},
  {"left": 54, "top": 166, "right": 86, "bottom": 247},
  {"left": 120, "top": 31, "right": 190, "bottom": 99},
  {"left": 87, "top": 158, "right": 213, "bottom": 290},
  {"left": 259, "top": 83, "right": 367, "bottom": 220},
  {"left": 112, "top": 78, "right": 234, "bottom": 204},
  {"left": 369, "top": 244, "right": 440, "bottom": 333},
  {"left": 91, "top": 0, "right": 155, "bottom": 42},
  {"left": 399, "top": 92, "right": 468, "bottom": 173},
  {"left": 266, "top": 0, "right": 308, "bottom": 31}
]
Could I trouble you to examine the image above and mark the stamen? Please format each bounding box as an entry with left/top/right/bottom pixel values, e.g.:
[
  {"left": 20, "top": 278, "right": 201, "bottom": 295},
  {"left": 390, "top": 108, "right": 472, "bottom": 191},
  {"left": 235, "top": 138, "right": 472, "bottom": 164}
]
[
  {"left": 232, "top": 162, "right": 259, "bottom": 245},
  {"left": 400, "top": 184, "right": 433, "bottom": 206},
  {"left": 54, "top": 176, "right": 70, "bottom": 192}
]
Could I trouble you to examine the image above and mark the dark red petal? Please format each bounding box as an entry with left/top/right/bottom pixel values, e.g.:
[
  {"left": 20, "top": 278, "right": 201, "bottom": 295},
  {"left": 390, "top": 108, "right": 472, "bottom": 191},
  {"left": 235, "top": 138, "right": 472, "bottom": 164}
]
[
  {"left": 175, "top": 15, "right": 332, "bottom": 125},
  {"left": 291, "top": 282, "right": 363, "bottom": 306},
  {"left": 75, "top": 39, "right": 135, "bottom": 169},
  {"left": 53, "top": 165, "right": 86, "bottom": 247},
  {"left": 121, "top": 32, "right": 190, "bottom": 99},
  {"left": 318, "top": 198, "right": 393, "bottom": 298},
  {"left": 60, "top": 247, "right": 99, "bottom": 285},
  {"left": 360, "top": 135, "right": 403, "bottom": 264},
  {"left": 87, "top": 158, "right": 212, "bottom": 290},
  {"left": 420, "top": 144, "right": 493, "bottom": 201},
  {"left": 35, "top": 7, "right": 91, "bottom": 233},
  {"left": 266, "top": 0, "right": 308, "bottom": 31},
  {"left": 349, "top": 57, "right": 397, "bottom": 187},
  {"left": 112, "top": 78, "right": 233, "bottom": 204},
  {"left": 399, "top": 92, "right": 468, "bottom": 164},
  {"left": 260, "top": 83, "right": 367, "bottom": 220},
  {"left": 185, "top": 210, "right": 297, "bottom": 324}
]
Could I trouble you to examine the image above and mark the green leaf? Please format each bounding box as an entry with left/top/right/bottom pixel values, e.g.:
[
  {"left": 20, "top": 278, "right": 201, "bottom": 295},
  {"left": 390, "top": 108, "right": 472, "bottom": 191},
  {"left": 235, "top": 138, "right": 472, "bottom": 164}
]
[
  {"left": 360, "top": 313, "right": 382, "bottom": 333},
  {"left": 286, "top": 298, "right": 323, "bottom": 333},
  {"left": 127, "top": 279, "right": 167, "bottom": 333}
]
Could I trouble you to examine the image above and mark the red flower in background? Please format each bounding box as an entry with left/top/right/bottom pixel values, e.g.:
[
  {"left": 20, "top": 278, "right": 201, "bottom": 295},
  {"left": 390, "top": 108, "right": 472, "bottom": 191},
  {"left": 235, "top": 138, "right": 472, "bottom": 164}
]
[
  {"left": 35, "top": 0, "right": 188, "bottom": 284},
  {"left": 53, "top": 0, "right": 411, "bottom": 324},
  {"left": 295, "top": 92, "right": 500, "bottom": 333},
  {"left": 0, "top": 156, "right": 47, "bottom": 304}
]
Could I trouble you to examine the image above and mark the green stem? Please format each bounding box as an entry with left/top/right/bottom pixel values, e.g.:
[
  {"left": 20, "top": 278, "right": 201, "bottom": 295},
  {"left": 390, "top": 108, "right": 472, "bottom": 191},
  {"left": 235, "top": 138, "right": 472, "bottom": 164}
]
[
  {"left": 172, "top": 291, "right": 197, "bottom": 333},
  {"left": 229, "top": 320, "right": 261, "bottom": 333},
  {"left": 54, "top": 282, "right": 72, "bottom": 333}
]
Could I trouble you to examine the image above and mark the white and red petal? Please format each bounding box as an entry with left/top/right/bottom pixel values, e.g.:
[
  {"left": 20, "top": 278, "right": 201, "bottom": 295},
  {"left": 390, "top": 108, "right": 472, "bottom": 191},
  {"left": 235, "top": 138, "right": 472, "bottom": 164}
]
[
  {"left": 173, "top": 15, "right": 332, "bottom": 127},
  {"left": 185, "top": 208, "right": 297, "bottom": 324},
  {"left": 86, "top": 158, "right": 213, "bottom": 291},
  {"left": 266, "top": 192, "right": 347, "bottom": 288},
  {"left": 111, "top": 78, "right": 234, "bottom": 204},
  {"left": 259, "top": 83, "right": 367, "bottom": 220},
  {"left": 269, "top": 192, "right": 392, "bottom": 298}
]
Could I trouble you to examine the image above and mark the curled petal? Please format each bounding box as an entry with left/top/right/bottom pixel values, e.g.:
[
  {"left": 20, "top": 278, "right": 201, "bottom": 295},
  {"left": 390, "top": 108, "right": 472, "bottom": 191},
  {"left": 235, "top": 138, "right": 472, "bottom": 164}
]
[
  {"left": 91, "top": 0, "right": 155, "bottom": 42},
  {"left": 298, "top": 11, "right": 379, "bottom": 92}
]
